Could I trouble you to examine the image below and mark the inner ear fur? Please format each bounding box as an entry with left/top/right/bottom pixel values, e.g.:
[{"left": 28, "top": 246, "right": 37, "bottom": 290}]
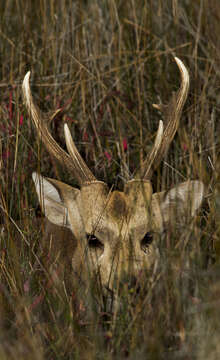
[
  {"left": 32, "top": 172, "right": 70, "bottom": 227},
  {"left": 152, "top": 180, "right": 204, "bottom": 228}
]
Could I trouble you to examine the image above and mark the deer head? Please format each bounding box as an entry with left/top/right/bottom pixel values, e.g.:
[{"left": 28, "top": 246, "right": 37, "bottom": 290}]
[{"left": 22, "top": 58, "right": 204, "bottom": 308}]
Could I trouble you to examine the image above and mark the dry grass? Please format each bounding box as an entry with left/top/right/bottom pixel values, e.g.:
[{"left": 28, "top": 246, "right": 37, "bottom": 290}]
[{"left": 0, "top": 0, "right": 220, "bottom": 358}]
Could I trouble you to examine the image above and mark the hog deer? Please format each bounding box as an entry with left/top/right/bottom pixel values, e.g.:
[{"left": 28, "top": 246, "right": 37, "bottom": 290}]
[{"left": 22, "top": 57, "right": 204, "bottom": 309}]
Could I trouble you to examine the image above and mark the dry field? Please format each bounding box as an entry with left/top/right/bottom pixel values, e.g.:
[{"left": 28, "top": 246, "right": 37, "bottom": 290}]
[{"left": 0, "top": 1, "right": 220, "bottom": 359}]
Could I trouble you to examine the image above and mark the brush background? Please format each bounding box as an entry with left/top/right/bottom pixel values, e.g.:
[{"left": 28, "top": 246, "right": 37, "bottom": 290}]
[{"left": 0, "top": 0, "right": 220, "bottom": 359}]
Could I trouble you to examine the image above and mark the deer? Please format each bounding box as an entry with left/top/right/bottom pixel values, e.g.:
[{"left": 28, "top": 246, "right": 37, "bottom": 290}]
[{"left": 22, "top": 57, "right": 204, "bottom": 311}]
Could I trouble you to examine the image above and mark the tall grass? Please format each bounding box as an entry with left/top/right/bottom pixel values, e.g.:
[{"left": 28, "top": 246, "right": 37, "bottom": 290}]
[{"left": 0, "top": 0, "right": 220, "bottom": 358}]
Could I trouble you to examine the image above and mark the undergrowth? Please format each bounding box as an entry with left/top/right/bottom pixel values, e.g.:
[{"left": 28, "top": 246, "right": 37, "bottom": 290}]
[{"left": 0, "top": 0, "right": 220, "bottom": 359}]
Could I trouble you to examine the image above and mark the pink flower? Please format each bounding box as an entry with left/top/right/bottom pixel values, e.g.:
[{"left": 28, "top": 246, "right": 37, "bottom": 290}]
[
  {"left": 19, "top": 115, "right": 24, "bottom": 126},
  {"left": 123, "top": 138, "right": 128, "bottom": 151},
  {"left": 182, "top": 143, "right": 188, "bottom": 152}
]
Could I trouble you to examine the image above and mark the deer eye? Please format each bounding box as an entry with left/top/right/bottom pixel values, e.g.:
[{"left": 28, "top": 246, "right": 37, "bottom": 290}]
[
  {"left": 87, "top": 234, "right": 104, "bottom": 250},
  {"left": 140, "top": 232, "right": 153, "bottom": 253}
]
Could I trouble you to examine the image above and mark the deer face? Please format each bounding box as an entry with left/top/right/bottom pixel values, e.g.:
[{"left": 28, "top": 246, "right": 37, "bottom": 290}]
[
  {"left": 23, "top": 57, "right": 204, "bottom": 308},
  {"left": 32, "top": 173, "right": 204, "bottom": 302}
]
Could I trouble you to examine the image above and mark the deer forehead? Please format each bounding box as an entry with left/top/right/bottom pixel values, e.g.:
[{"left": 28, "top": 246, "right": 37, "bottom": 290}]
[{"left": 79, "top": 182, "right": 153, "bottom": 238}]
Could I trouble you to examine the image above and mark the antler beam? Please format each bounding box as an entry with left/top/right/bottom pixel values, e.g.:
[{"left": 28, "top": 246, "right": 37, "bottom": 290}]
[
  {"left": 22, "top": 72, "right": 97, "bottom": 185},
  {"left": 139, "top": 57, "right": 189, "bottom": 180}
]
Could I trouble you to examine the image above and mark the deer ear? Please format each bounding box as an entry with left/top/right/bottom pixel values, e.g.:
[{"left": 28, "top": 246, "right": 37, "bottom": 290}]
[
  {"left": 32, "top": 172, "right": 69, "bottom": 227},
  {"left": 152, "top": 180, "right": 204, "bottom": 228}
]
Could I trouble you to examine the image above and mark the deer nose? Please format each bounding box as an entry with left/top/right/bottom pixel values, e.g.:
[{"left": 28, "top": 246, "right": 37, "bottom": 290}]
[
  {"left": 118, "top": 275, "right": 140, "bottom": 294},
  {"left": 127, "top": 275, "right": 138, "bottom": 291}
]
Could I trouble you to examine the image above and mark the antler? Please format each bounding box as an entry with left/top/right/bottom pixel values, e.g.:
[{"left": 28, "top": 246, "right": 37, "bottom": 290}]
[
  {"left": 22, "top": 72, "right": 97, "bottom": 185},
  {"left": 139, "top": 57, "right": 189, "bottom": 180},
  {"left": 23, "top": 57, "right": 188, "bottom": 185}
]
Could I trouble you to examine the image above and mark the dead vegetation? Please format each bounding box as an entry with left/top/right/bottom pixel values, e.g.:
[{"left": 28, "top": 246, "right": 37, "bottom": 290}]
[{"left": 0, "top": 0, "right": 220, "bottom": 358}]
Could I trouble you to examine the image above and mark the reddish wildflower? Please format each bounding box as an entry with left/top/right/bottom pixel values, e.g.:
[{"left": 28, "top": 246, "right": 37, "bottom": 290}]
[
  {"left": 182, "top": 143, "right": 188, "bottom": 152},
  {"left": 104, "top": 151, "right": 112, "bottom": 164},
  {"left": 123, "top": 138, "right": 128, "bottom": 151},
  {"left": 83, "top": 130, "right": 89, "bottom": 141},
  {"left": 24, "top": 280, "right": 30, "bottom": 293},
  {"left": 2, "top": 151, "right": 10, "bottom": 159},
  {"left": 19, "top": 115, "right": 24, "bottom": 126}
]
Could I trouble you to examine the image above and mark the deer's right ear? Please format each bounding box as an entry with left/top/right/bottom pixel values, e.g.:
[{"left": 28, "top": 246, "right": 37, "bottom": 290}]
[
  {"left": 32, "top": 172, "right": 69, "bottom": 227},
  {"left": 152, "top": 180, "right": 204, "bottom": 230}
]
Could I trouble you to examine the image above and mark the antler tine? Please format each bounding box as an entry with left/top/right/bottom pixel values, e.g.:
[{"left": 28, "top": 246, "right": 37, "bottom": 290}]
[
  {"left": 141, "top": 120, "right": 164, "bottom": 179},
  {"left": 22, "top": 71, "right": 97, "bottom": 185},
  {"left": 64, "top": 123, "right": 98, "bottom": 183},
  {"left": 140, "top": 57, "right": 189, "bottom": 180}
]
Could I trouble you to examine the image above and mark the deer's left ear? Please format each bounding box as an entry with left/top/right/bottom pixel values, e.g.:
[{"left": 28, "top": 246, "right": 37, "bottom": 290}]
[{"left": 152, "top": 180, "right": 204, "bottom": 228}]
